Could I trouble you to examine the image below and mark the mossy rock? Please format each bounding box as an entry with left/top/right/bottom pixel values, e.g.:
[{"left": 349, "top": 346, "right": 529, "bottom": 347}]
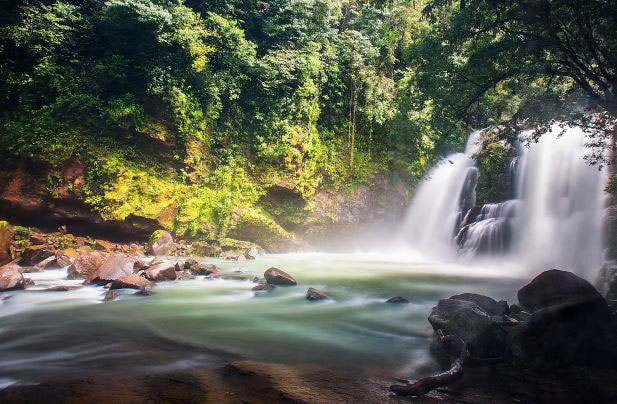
[
  {"left": 0, "top": 221, "right": 15, "bottom": 265},
  {"left": 226, "top": 209, "right": 293, "bottom": 252}
]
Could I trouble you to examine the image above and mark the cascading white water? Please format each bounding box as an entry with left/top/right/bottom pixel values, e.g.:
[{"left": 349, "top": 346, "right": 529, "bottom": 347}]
[
  {"left": 400, "top": 132, "right": 482, "bottom": 258},
  {"left": 513, "top": 126, "right": 607, "bottom": 278},
  {"left": 402, "top": 124, "right": 607, "bottom": 278}
]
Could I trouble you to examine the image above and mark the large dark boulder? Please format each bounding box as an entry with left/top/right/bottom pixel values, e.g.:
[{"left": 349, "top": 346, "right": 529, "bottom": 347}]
[
  {"left": 147, "top": 230, "right": 174, "bottom": 256},
  {"left": 264, "top": 267, "right": 297, "bottom": 286},
  {"left": 510, "top": 270, "right": 614, "bottom": 369},
  {"left": 428, "top": 298, "right": 508, "bottom": 359},
  {"left": 518, "top": 269, "right": 603, "bottom": 312},
  {"left": 145, "top": 261, "right": 177, "bottom": 282},
  {"left": 0, "top": 266, "right": 26, "bottom": 291}
]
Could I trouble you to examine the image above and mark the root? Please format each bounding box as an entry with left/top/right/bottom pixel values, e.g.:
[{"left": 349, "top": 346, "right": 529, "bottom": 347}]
[{"left": 390, "top": 331, "right": 469, "bottom": 397}]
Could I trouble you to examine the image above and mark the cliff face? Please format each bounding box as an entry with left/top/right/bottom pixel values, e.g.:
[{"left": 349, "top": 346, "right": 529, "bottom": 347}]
[{"left": 0, "top": 161, "right": 409, "bottom": 251}]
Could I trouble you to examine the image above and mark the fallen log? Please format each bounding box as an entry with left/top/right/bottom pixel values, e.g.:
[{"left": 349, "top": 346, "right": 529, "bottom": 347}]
[{"left": 390, "top": 331, "right": 469, "bottom": 397}]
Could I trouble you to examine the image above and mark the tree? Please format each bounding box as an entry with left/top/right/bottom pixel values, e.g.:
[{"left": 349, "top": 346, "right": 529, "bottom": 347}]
[{"left": 419, "top": 0, "right": 617, "bottom": 163}]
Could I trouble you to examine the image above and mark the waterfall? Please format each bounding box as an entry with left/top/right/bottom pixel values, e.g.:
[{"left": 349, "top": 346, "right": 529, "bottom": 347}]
[
  {"left": 402, "top": 125, "right": 607, "bottom": 278},
  {"left": 400, "top": 132, "right": 482, "bottom": 258}
]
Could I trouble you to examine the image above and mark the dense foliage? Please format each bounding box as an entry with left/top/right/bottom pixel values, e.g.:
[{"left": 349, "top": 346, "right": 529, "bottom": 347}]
[{"left": 1, "top": 0, "right": 615, "bottom": 243}]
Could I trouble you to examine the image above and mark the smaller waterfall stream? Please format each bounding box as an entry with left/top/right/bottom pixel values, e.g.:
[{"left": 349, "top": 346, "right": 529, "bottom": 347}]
[{"left": 401, "top": 125, "right": 608, "bottom": 278}]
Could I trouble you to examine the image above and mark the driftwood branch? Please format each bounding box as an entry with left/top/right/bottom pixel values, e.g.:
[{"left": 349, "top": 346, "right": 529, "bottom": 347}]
[{"left": 390, "top": 331, "right": 469, "bottom": 397}]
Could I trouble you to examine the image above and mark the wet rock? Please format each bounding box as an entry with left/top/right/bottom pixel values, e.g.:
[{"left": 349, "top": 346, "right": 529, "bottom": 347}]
[
  {"left": 252, "top": 284, "right": 276, "bottom": 292},
  {"left": 253, "top": 277, "right": 267, "bottom": 284},
  {"left": 428, "top": 298, "right": 507, "bottom": 359},
  {"left": 147, "top": 230, "right": 174, "bottom": 256},
  {"left": 95, "top": 239, "right": 115, "bottom": 251},
  {"left": 0, "top": 222, "right": 14, "bottom": 265},
  {"left": 386, "top": 296, "right": 409, "bottom": 304},
  {"left": 0, "top": 267, "right": 26, "bottom": 291},
  {"left": 264, "top": 267, "right": 297, "bottom": 286},
  {"left": 135, "top": 286, "right": 154, "bottom": 296},
  {"left": 128, "top": 243, "right": 145, "bottom": 256},
  {"left": 518, "top": 269, "right": 605, "bottom": 312},
  {"left": 225, "top": 254, "right": 246, "bottom": 262},
  {"left": 67, "top": 251, "right": 108, "bottom": 281},
  {"left": 18, "top": 245, "right": 55, "bottom": 266},
  {"left": 510, "top": 270, "right": 614, "bottom": 369},
  {"left": 306, "top": 287, "right": 330, "bottom": 301},
  {"left": 451, "top": 293, "right": 509, "bottom": 316},
  {"left": 30, "top": 255, "right": 56, "bottom": 272},
  {"left": 91, "top": 253, "right": 136, "bottom": 284},
  {"left": 57, "top": 225, "right": 67, "bottom": 234},
  {"left": 45, "top": 285, "right": 82, "bottom": 292},
  {"left": 104, "top": 289, "right": 118, "bottom": 301},
  {"left": 24, "top": 277, "right": 35, "bottom": 286},
  {"left": 183, "top": 259, "right": 220, "bottom": 276},
  {"left": 176, "top": 271, "right": 196, "bottom": 280},
  {"left": 145, "top": 261, "right": 177, "bottom": 282},
  {"left": 110, "top": 274, "right": 154, "bottom": 290}
]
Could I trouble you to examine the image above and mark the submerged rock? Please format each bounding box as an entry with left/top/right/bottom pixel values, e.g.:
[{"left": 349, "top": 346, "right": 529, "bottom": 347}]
[
  {"left": 134, "top": 286, "right": 154, "bottom": 296},
  {"left": 147, "top": 230, "right": 174, "bottom": 256},
  {"left": 0, "top": 267, "right": 26, "bottom": 291},
  {"left": 252, "top": 284, "right": 276, "bottom": 292},
  {"left": 111, "top": 274, "right": 154, "bottom": 290},
  {"left": 45, "top": 285, "right": 82, "bottom": 292},
  {"left": 385, "top": 296, "right": 409, "bottom": 304},
  {"left": 264, "top": 267, "right": 297, "bottom": 286},
  {"left": 306, "top": 287, "right": 330, "bottom": 301},
  {"left": 104, "top": 289, "right": 118, "bottom": 301}
]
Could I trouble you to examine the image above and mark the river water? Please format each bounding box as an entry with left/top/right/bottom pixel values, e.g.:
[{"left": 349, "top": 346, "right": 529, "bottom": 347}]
[{"left": 0, "top": 253, "right": 525, "bottom": 390}]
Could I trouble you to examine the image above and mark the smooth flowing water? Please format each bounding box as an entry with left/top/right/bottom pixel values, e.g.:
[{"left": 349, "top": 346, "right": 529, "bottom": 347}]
[{"left": 0, "top": 254, "right": 525, "bottom": 389}]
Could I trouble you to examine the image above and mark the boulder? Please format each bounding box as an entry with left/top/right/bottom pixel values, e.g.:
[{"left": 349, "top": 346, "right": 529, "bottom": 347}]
[
  {"left": 18, "top": 245, "right": 55, "bottom": 266},
  {"left": 128, "top": 243, "right": 145, "bottom": 256},
  {"left": 176, "top": 271, "right": 196, "bottom": 280},
  {"left": 510, "top": 270, "right": 614, "bottom": 369},
  {"left": 386, "top": 296, "right": 409, "bottom": 304},
  {"left": 147, "top": 230, "right": 174, "bottom": 256},
  {"left": 183, "top": 259, "right": 220, "bottom": 276},
  {"left": 428, "top": 298, "right": 507, "bottom": 359},
  {"left": 264, "top": 267, "right": 297, "bottom": 286},
  {"left": 67, "top": 251, "right": 109, "bottom": 280},
  {"left": 518, "top": 269, "right": 604, "bottom": 312},
  {"left": 67, "top": 251, "right": 136, "bottom": 283},
  {"left": 93, "top": 253, "right": 136, "bottom": 283},
  {"left": 29, "top": 233, "right": 47, "bottom": 245},
  {"left": 145, "top": 261, "right": 177, "bottom": 282},
  {"left": 0, "top": 221, "right": 14, "bottom": 265},
  {"left": 306, "top": 287, "right": 330, "bottom": 301},
  {"left": 450, "top": 293, "right": 509, "bottom": 316},
  {"left": 0, "top": 267, "right": 26, "bottom": 291},
  {"left": 30, "top": 256, "right": 57, "bottom": 272},
  {"left": 110, "top": 274, "right": 154, "bottom": 290}
]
